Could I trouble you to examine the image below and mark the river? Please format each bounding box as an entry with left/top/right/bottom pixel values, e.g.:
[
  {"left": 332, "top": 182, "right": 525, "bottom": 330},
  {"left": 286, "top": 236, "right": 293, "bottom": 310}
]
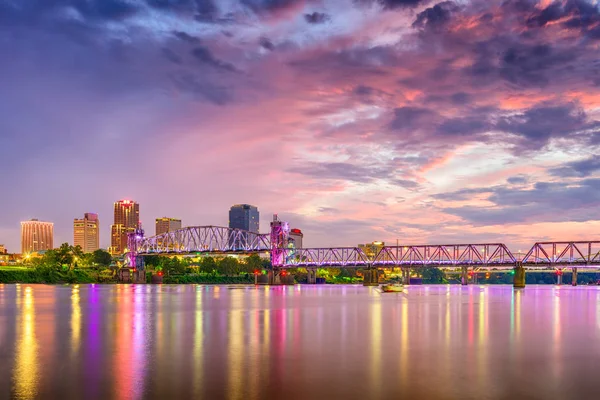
[{"left": 1, "top": 284, "right": 600, "bottom": 399}]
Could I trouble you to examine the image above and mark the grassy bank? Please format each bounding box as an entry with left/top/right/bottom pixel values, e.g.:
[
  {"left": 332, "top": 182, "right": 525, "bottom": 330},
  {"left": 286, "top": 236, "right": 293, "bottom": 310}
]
[{"left": 0, "top": 268, "right": 97, "bottom": 284}]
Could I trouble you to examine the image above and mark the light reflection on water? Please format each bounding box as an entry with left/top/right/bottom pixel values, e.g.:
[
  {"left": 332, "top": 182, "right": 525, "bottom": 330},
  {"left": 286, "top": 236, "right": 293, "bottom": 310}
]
[{"left": 1, "top": 284, "right": 600, "bottom": 399}]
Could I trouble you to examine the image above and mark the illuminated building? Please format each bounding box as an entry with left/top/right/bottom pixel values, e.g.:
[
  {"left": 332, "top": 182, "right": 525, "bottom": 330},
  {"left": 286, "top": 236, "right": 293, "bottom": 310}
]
[
  {"left": 109, "top": 200, "right": 139, "bottom": 255},
  {"left": 0, "top": 244, "right": 6, "bottom": 254},
  {"left": 155, "top": 217, "right": 182, "bottom": 236},
  {"left": 358, "top": 241, "right": 385, "bottom": 258},
  {"left": 73, "top": 213, "right": 99, "bottom": 253},
  {"left": 21, "top": 219, "right": 54, "bottom": 254},
  {"left": 289, "top": 228, "right": 304, "bottom": 249},
  {"left": 229, "top": 204, "right": 259, "bottom": 232}
]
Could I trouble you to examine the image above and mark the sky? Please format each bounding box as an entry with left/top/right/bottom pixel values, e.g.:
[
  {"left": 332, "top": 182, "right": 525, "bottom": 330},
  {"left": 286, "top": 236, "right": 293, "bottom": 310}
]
[{"left": 0, "top": 0, "right": 599, "bottom": 252}]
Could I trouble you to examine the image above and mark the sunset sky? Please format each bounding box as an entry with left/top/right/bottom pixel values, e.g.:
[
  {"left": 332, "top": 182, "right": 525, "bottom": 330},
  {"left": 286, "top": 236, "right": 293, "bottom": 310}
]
[{"left": 1, "top": 0, "right": 599, "bottom": 252}]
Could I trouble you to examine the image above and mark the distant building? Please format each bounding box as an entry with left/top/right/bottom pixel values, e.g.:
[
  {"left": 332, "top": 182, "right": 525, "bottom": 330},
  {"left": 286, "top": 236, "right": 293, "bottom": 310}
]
[
  {"left": 21, "top": 219, "right": 54, "bottom": 254},
  {"left": 229, "top": 204, "right": 259, "bottom": 232},
  {"left": 74, "top": 213, "right": 99, "bottom": 253},
  {"left": 289, "top": 228, "right": 304, "bottom": 249},
  {"left": 0, "top": 244, "right": 6, "bottom": 254},
  {"left": 109, "top": 200, "right": 139, "bottom": 255},
  {"left": 358, "top": 241, "right": 385, "bottom": 258},
  {"left": 155, "top": 217, "right": 182, "bottom": 236}
]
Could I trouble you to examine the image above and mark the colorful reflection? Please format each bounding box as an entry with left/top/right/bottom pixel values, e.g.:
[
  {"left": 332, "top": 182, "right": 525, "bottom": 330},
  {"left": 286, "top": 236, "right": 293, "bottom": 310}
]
[
  {"left": 228, "top": 291, "right": 244, "bottom": 400},
  {"left": 71, "top": 285, "right": 81, "bottom": 356},
  {"left": 13, "top": 286, "right": 39, "bottom": 399}
]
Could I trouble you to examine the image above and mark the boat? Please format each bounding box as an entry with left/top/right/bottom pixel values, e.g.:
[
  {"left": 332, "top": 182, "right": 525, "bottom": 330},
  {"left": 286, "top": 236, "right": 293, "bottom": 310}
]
[{"left": 381, "top": 283, "right": 404, "bottom": 293}]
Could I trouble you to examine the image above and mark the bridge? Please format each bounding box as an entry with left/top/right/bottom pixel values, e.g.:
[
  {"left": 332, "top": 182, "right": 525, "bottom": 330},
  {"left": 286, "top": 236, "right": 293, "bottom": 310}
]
[{"left": 126, "top": 215, "right": 600, "bottom": 287}]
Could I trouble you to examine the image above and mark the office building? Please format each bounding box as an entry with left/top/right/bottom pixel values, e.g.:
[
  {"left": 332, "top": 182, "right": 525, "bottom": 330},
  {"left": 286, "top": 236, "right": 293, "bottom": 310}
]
[
  {"left": 289, "top": 228, "right": 304, "bottom": 249},
  {"left": 74, "top": 213, "right": 100, "bottom": 253},
  {"left": 229, "top": 204, "right": 259, "bottom": 232},
  {"left": 0, "top": 244, "right": 6, "bottom": 254},
  {"left": 21, "top": 219, "right": 54, "bottom": 254},
  {"left": 109, "top": 200, "right": 139, "bottom": 255},
  {"left": 155, "top": 217, "right": 182, "bottom": 236}
]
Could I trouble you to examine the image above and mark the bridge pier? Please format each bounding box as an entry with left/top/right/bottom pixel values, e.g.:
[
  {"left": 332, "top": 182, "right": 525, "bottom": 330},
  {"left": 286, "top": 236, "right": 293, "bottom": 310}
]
[
  {"left": 402, "top": 268, "right": 410, "bottom": 285},
  {"left": 572, "top": 267, "right": 578, "bottom": 286},
  {"left": 363, "top": 268, "right": 379, "bottom": 286},
  {"left": 267, "top": 270, "right": 281, "bottom": 285},
  {"left": 307, "top": 268, "right": 317, "bottom": 284},
  {"left": 513, "top": 262, "right": 525, "bottom": 288},
  {"left": 461, "top": 266, "right": 468, "bottom": 286},
  {"left": 557, "top": 269, "right": 563, "bottom": 285}
]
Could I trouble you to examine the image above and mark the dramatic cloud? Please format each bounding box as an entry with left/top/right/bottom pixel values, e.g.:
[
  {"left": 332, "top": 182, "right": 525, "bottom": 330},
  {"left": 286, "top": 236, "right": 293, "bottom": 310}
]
[
  {"left": 549, "top": 156, "right": 600, "bottom": 178},
  {"left": 304, "top": 11, "right": 331, "bottom": 23},
  {"left": 1, "top": 0, "right": 600, "bottom": 252}
]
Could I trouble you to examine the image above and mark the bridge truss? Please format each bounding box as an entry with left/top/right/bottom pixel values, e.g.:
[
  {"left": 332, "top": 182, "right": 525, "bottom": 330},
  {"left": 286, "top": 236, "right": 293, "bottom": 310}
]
[
  {"left": 522, "top": 242, "right": 600, "bottom": 267},
  {"left": 128, "top": 224, "right": 600, "bottom": 270},
  {"left": 134, "top": 226, "right": 270, "bottom": 254},
  {"left": 282, "top": 244, "right": 516, "bottom": 268}
]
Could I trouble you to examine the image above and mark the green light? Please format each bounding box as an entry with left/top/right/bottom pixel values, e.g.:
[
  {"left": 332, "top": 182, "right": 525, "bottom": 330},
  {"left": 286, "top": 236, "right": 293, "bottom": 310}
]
[{"left": 510, "top": 270, "right": 515, "bottom": 275}]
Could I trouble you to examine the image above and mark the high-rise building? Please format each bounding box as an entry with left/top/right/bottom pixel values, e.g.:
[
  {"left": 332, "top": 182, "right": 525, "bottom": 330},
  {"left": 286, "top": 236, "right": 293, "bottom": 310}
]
[
  {"left": 109, "top": 200, "right": 139, "bottom": 255},
  {"left": 21, "top": 219, "right": 54, "bottom": 254},
  {"left": 155, "top": 217, "right": 182, "bottom": 236},
  {"left": 289, "top": 228, "right": 304, "bottom": 249},
  {"left": 0, "top": 244, "right": 6, "bottom": 254},
  {"left": 228, "top": 204, "right": 259, "bottom": 232},
  {"left": 74, "top": 213, "right": 99, "bottom": 253}
]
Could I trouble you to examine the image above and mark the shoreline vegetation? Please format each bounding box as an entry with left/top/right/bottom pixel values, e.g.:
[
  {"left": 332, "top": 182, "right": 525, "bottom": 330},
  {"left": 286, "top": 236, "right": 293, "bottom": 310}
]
[{"left": 2, "top": 243, "right": 598, "bottom": 285}]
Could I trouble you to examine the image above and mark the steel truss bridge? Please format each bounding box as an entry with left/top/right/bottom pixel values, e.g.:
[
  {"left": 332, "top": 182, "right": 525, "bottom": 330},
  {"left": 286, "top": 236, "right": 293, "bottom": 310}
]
[{"left": 127, "top": 224, "right": 600, "bottom": 270}]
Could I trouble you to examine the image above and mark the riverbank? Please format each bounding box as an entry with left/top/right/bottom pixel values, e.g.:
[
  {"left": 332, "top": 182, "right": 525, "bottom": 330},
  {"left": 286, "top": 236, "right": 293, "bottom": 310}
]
[{"left": 0, "top": 268, "right": 257, "bottom": 285}]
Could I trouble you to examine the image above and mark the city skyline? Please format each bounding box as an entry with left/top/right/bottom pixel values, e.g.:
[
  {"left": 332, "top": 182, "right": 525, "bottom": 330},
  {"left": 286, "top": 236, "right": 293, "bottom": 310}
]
[{"left": 1, "top": 1, "right": 599, "bottom": 254}]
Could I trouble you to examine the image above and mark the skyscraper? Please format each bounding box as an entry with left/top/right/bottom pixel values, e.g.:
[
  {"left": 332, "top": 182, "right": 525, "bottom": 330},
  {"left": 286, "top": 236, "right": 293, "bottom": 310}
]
[
  {"left": 74, "top": 213, "right": 99, "bottom": 253},
  {"left": 21, "top": 219, "right": 54, "bottom": 254},
  {"left": 109, "top": 200, "right": 139, "bottom": 255},
  {"left": 228, "top": 204, "right": 259, "bottom": 232},
  {"left": 155, "top": 217, "right": 182, "bottom": 236}
]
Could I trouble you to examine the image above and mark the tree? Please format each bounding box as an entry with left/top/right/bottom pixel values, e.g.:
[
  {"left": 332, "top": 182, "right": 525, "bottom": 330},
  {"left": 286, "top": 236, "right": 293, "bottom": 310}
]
[
  {"left": 143, "top": 255, "right": 161, "bottom": 268},
  {"left": 92, "top": 249, "right": 113, "bottom": 268},
  {"left": 218, "top": 257, "right": 240, "bottom": 276},
  {"left": 244, "top": 254, "right": 263, "bottom": 274},
  {"left": 56, "top": 243, "right": 74, "bottom": 269},
  {"left": 199, "top": 257, "right": 217, "bottom": 274},
  {"left": 162, "top": 257, "right": 187, "bottom": 275},
  {"left": 421, "top": 267, "right": 447, "bottom": 284}
]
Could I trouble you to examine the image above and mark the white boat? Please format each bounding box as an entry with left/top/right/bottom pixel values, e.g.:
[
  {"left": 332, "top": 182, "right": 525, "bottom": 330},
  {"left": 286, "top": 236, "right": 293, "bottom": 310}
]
[{"left": 381, "top": 283, "right": 404, "bottom": 293}]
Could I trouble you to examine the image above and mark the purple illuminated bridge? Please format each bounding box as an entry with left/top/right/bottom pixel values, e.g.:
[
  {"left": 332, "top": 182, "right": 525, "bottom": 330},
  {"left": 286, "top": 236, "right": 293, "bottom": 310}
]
[{"left": 126, "top": 216, "right": 600, "bottom": 286}]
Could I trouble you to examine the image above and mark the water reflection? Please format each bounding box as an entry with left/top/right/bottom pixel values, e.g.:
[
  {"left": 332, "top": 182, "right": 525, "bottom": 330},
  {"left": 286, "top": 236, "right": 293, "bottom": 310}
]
[
  {"left": 13, "top": 286, "right": 38, "bottom": 399},
  {"left": 193, "top": 287, "right": 204, "bottom": 398},
  {"left": 227, "top": 291, "right": 244, "bottom": 400},
  {"left": 71, "top": 285, "right": 81, "bottom": 356},
  {"left": 4, "top": 284, "right": 600, "bottom": 399}
]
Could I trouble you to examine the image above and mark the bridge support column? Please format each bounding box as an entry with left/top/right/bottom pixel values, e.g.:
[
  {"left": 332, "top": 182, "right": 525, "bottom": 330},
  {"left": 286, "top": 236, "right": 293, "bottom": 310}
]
[
  {"left": 557, "top": 269, "right": 563, "bottom": 285},
  {"left": 572, "top": 267, "right": 578, "bottom": 286},
  {"left": 268, "top": 269, "right": 282, "bottom": 285},
  {"left": 307, "top": 268, "right": 317, "bottom": 284},
  {"left": 461, "top": 266, "right": 468, "bottom": 286},
  {"left": 402, "top": 268, "right": 410, "bottom": 285},
  {"left": 513, "top": 262, "right": 525, "bottom": 289},
  {"left": 363, "top": 268, "right": 379, "bottom": 286}
]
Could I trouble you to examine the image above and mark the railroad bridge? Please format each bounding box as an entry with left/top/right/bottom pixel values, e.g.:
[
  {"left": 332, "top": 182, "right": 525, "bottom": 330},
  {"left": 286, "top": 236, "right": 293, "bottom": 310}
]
[{"left": 126, "top": 215, "right": 600, "bottom": 287}]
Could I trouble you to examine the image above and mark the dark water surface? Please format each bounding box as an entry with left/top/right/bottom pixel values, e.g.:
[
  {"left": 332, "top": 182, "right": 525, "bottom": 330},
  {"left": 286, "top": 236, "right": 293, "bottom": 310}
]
[{"left": 1, "top": 284, "right": 600, "bottom": 399}]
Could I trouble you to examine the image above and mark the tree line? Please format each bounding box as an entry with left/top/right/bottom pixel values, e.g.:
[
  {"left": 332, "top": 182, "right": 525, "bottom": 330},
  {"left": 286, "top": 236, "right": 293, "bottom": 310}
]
[
  {"left": 143, "top": 254, "right": 272, "bottom": 276},
  {"left": 30, "top": 243, "right": 113, "bottom": 270}
]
